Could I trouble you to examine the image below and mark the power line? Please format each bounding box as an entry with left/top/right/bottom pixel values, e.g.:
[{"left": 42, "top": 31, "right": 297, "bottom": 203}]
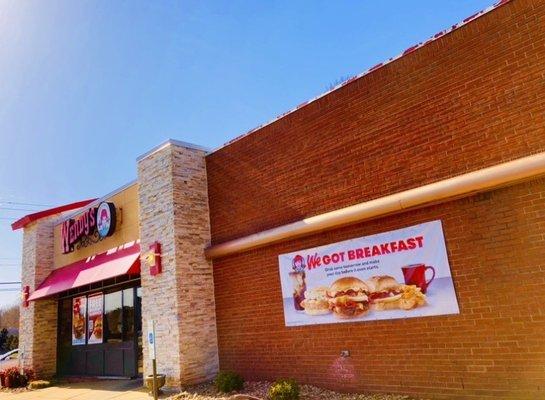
[
  {"left": 0, "top": 201, "right": 52, "bottom": 207},
  {"left": 0, "top": 282, "right": 21, "bottom": 285},
  {"left": 0, "top": 289, "right": 20, "bottom": 292},
  {"left": 0, "top": 207, "right": 40, "bottom": 212}
]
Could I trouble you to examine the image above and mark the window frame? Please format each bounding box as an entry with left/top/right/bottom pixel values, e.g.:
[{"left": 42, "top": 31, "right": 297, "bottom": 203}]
[
  {"left": 104, "top": 290, "right": 123, "bottom": 344},
  {"left": 57, "top": 284, "right": 138, "bottom": 347}
]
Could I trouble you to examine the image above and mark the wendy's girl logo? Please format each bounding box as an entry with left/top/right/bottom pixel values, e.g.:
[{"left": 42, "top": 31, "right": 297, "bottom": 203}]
[
  {"left": 292, "top": 254, "right": 306, "bottom": 272},
  {"left": 96, "top": 202, "right": 116, "bottom": 238}
]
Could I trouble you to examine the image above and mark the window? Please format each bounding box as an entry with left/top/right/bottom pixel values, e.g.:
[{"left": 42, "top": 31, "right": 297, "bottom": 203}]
[
  {"left": 123, "top": 288, "right": 134, "bottom": 341},
  {"left": 59, "top": 298, "right": 72, "bottom": 347},
  {"left": 104, "top": 291, "right": 122, "bottom": 343},
  {"left": 136, "top": 287, "right": 142, "bottom": 335},
  {"left": 136, "top": 287, "right": 143, "bottom": 374},
  {"left": 66, "top": 286, "right": 140, "bottom": 346}
]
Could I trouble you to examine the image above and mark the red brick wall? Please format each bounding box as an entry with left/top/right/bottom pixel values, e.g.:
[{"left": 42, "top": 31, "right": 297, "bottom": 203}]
[
  {"left": 213, "top": 179, "right": 545, "bottom": 399},
  {"left": 207, "top": 0, "right": 545, "bottom": 245},
  {"left": 206, "top": 0, "right": 545, "bottom": 398}
]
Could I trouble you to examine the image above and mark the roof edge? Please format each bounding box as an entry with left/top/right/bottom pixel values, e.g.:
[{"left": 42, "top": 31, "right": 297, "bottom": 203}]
[
  {"left": 209, "top": 0, "right": 511, "bottom": 154},
  {"left": 59, "top": 180, "right": 138, "bottom": 223},
  {"left": 11, "top": 199, "right": 97, "bottom": 231},
  {"left": 137, "top": 139, "right": 211, "bottom": 162}
]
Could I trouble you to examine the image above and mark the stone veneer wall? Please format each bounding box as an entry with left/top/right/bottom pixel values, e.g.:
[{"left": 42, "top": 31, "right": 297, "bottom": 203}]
[
  {"left": 138, "top": 140, "right": 219, "bottom": 387},
  {"left": 19, "top": 218, "right": 58, "bottom": 377}
]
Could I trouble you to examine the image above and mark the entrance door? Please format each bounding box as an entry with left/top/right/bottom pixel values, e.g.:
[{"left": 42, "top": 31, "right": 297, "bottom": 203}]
[{"left": 57, "top": 286, "right": 142, "bottom": 377}]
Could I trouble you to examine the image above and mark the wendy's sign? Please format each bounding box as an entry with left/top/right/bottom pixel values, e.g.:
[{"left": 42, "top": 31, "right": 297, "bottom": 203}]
[{"left": 61, "top": 202, "right": 116, "bottom": 254}]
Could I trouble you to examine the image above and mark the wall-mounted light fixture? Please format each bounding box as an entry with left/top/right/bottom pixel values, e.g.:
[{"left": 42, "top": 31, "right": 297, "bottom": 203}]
[
  {"left": 22, "top": 286, "right": 30, "bottom": 308},
  {"left": 143, "top": 242, "right": 162, "bottom": 276}
]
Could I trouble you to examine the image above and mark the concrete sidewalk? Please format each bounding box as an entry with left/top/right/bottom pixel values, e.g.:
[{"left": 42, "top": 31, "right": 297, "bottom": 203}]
[{"left": 0, "top": 379, "right": 164, "bottom": 400}]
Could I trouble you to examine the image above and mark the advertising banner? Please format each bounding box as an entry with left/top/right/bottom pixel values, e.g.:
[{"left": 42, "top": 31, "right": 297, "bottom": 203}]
[
  {"left": 278, "top": 220, "right": 459, "bottom": 327},
  {"left": 72, "top": 296, "right": 87, "bottom": 345},
  {"left": 87, "top": 293, "right": 104, "bottom": 344}
]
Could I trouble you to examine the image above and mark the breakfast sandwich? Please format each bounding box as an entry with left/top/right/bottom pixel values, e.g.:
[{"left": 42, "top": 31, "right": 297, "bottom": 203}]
[
  {"left": 366, "top": 275, "right": 426, "bottom": 311},
  {"left": 327, "top": 277, "right": 370, "bottom": 318},
  {"left": 301, "top": 286, "right": 331, "bottom": 316}
]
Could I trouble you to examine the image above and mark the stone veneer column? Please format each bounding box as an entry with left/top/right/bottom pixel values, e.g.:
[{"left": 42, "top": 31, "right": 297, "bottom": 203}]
[
  {"left": 19, "top": 218, "right": 58, "bottom": 377},
  {"left": 138, "top": 140, "right": 219, "bottom": 388}
]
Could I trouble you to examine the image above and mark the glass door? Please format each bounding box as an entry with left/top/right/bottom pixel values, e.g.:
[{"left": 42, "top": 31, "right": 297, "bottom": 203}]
[{"left": 56, "top": 285, "right": 142, "bottom": 377}]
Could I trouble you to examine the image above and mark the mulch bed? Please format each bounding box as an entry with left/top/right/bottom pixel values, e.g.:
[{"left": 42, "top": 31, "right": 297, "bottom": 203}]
[
  {"left": 169, "top": 381, "right": 419, "bottom": 400},
  {"left": 0, "top": 386, "right": 32, "bottom": 393}
]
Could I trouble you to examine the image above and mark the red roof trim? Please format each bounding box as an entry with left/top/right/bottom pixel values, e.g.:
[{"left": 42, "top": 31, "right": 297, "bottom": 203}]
[{"left": 11, "top": 199, "right": 97, "bottom": 231}]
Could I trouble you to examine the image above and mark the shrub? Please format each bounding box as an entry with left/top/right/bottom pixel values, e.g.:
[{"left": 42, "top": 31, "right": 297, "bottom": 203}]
[
  {"left": 1, "top": 367, "right": 34, "bottom": 388},
  {"left": 268, "top": 378, "right": 300, "bottom": 400},
  {"left": 214, "top": 371, "right": 244, "bottom": 393},
  {"left": 28, "top": 380, "right": 50, "bottom": 389},
  {"left": 23, "top": 368, "right": 35, "bottom": 383}
]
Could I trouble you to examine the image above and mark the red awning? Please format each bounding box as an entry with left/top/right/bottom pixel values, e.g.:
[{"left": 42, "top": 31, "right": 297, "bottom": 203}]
[{"left": 29, "top": 241, "right": 141, "bottom": 301}]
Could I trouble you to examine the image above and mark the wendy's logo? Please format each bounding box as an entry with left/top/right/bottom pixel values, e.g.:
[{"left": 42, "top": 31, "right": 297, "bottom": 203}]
[
  {"left": 96, "top": 202, "right": 116, "bottom": 238},
  {"left": 60, "top": 201, "right": 117, "bottom": 253},
  {"left": 292, "top": 254, "right": 306, "bottom": 272}
]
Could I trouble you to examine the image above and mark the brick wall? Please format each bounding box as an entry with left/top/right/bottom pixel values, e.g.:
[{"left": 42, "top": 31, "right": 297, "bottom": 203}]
[
  {"left": 206, "top": 0, "right": 545, "bottom": 244},
  {"left": 206, "top": 0, "right": 545, "bottom": 398},
  {"left": 212, "top": 178, "right": 545, "bottom": 399}
]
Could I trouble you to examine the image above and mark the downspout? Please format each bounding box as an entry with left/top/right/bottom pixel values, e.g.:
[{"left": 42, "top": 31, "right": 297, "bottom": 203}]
[{"left": 205, "top": 152, "right": 545, "bottom": 259}]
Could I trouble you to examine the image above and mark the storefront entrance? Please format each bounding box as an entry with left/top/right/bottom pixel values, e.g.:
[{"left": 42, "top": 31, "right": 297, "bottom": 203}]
[{"left": 57, "top": 283, "right": 143, "bottom": 378}]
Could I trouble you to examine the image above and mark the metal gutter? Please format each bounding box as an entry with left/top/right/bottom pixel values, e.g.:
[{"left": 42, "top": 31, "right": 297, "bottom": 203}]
[{"left": 205, "top": 151, "right": 545, "bottom": 259}]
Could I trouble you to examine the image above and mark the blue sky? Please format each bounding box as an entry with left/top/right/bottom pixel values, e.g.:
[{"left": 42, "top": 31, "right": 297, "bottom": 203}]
[{"left": 0, "top": 0, "right": 494, "bottom": 306}]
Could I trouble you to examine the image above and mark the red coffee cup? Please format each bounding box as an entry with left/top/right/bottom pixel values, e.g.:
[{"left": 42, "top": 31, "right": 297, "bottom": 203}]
[{"left": 402, "top": 264, "right": 435, "bottom": 294}]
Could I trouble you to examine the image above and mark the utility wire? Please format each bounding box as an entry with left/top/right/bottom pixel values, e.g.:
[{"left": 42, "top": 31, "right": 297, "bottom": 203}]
[
  {"left": 0, "top": 201, "right": 52, "bottom": 207},
  {"left": 0, "top": 207, "right": 39, "bottom": 212},
  {"left": 0, "top": 289, "right": 20, "bottom": 292},
  {"left": 0, "top": 282, "right": 21, "bottom": 285}
]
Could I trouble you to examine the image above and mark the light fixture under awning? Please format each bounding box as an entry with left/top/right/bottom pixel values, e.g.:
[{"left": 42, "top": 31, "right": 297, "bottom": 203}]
[{"left": 29, "top": 241, "right": 141, "bottom": 301}]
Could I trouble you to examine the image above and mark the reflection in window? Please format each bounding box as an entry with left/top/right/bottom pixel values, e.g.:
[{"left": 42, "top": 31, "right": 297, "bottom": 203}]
[
  {"left": 59, "top": 299, "right": 72, "bottom": 347},
  {"left": 104, "top": 291, "right": 122, "bottom": 343},
  {"left": 123, "top": 288, "right": 134, "bottom": 341},
  {"left": 136, "top": 287, "right": 143, "bottom": 374}
]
